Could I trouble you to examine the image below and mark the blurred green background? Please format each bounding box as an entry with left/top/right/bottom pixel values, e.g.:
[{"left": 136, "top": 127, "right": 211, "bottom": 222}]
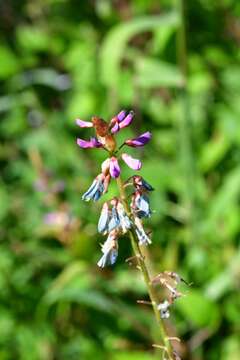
[{"left": 0, "top": 0, "right": 240, "bottom": 359}]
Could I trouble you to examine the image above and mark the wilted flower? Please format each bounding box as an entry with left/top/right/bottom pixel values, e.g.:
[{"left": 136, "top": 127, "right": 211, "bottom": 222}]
[
  {"left": 134, "top": 217, "right": 151, "bottom": 245},
  {"left": 131, "top": 191, "right": 152, "bottom": 218},
  {"left": 132, "top": 175, "right": 154, "bottom": 191},
  {"left": 116, "top": 201, "right": 132, "bottom": 233},
  {"left": 97, "top": 230, "right": 118, "bottom": 268},
  {"left": 108, "top": 199, "right": 121, "bottom": 232},
  {"left": 98, "top": 199, "right": 132, "bottom": 235},
  {"left": 157, "top": 300, "right": 170, "bottom": 319},
  {"left": 82, "top": 174, "right": 109, "bottom": 201},
  {"left": 98, "top": 202, "right": 110, "bottom": 234}
]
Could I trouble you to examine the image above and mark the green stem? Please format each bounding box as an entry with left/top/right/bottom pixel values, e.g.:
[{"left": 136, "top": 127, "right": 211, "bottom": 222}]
[{"left": 116, "top": 177, "right": 174, "bottom": 359}]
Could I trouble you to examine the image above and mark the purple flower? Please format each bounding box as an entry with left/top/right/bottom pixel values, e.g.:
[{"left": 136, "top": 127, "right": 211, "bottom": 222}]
[
  {"left": 121, "top": 153, "right": 142, "bottom": 170},
  {"left": 77, "top": 137, "right": 102, "bottom": 149},
  {"left": 125, "top": 131, "right": 152, "bottom": 147},
  {"left": 76, "top": 119, "right": 93, "bottom": 128},
  {"left": 109, "top": 157, "right": 120, "bottom": 178},
  {"left": 111, "top": 110, "right": 134, "bottom": 134},
  {"left": 117, "top": 110, "right": 127, "bottom": 122},
  {"left": 119, "top": 111, "right": 134, "bottom": 129},
  {"left": 82, "top": 174, "right": 109, "bottom": 202}
]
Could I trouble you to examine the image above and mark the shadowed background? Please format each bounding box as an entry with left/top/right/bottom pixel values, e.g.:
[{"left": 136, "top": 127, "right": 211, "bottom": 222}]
[{"left": 0, "top": 0, "right": 240, "bottom": 359}]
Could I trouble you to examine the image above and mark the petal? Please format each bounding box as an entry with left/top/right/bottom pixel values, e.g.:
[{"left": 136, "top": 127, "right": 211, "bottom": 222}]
[
  {"left": 77, "top": 137, "right": 102, "bottom": 149},
  {"left": 109, "top": 157, "right": 121, "bottom": 178},
  {"left": 121, "top": 153, "right": 141, "bottom": 170},
  {"left": 98, "top": 203, "right": 109, "bottom": 233},
  {"left": 97, "top": 248, "right": 118, "bottom": 267},
  {"left": 103, "top": 174, "right": 111, "bottom": 194},
  {"left": 108, "top": 207, "right": 120, "bottom": 232},
  {"left": 101, "top": 158, "right": 110, "bottom": 174},
  {"left": 117, "top": 110, "right": 127, "bottom": 122},
  {"left": 82, "top": 179, "right": 99, "bottom": 201},
  {"left": 82, "top": 174, "right": 105, "bottom": 201},
  {"left": 119, "top": 111, "right": 134, "bottom": 129},
  {"left": 125, "top": 131, "right": 152, "bottom": 147},
  {"left": 111, "top": 122, "right": 119, "bottom": 134},
  {"left": 76, "top": 119, "right": 93, "bottom": 128}
]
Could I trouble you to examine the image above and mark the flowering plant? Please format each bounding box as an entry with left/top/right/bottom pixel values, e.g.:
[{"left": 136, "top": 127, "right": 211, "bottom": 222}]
[{"left": 76, "top": 110, "right": 185, "bottom": 359}]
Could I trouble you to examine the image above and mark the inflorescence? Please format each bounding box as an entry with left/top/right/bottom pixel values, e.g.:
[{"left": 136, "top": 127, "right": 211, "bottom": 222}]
[
  {"left": 76, "top": 110, "right": 153, "bottom": 267},
  {"left": 76, "top": 110, "right": 187, "bottom": 330}
]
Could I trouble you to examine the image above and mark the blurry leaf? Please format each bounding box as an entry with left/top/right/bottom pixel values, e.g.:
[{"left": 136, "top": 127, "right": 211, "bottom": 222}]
[
  {"left": 11, "top": 69, "right": 71, "bottom": 91},
  {"left": 152, "top": 26, "right": 176, "bottom": 54},
  {"left": 221, "top": 66, "right": 240, "bottom": 93},
  {"left": 67, "top": 90, "right": 97, "bottom": 119},
  {"left": 43, "top": 262, "right": 115, "bottom": 313},
  {"left": 0, "top": 46, "right": 20, "bottom": 79},
  {"left": 112, "top": 352, "right": 159, "bottom": 360},
  {"left": 199, "top": 133, "right": 230, "bottom": 172},
  {"left": 221, "top": 336, "right": 240, "bottom": 360},
  {"left": 176, "top": 290, "right": 220, "bottom": 329},
  {"left": 100, "top": 13, "right": 179, "bottom": 87},
  {"left": 135, "top": 57, "right": 183, "bottom": 88},
  {"left": 205, "top": 248, "right": 240, "bottom": 300},
  {"left": 208, "top": 167, "right": 240, "bottom": 221},
  {"left": 0, "top": 309, "right": 14, "bottom": 344},
  {"left": 0, "top": 185, "right": 9, "bottom": 221},
  {"left": 16, "top": 26, "right": 50, "bottom": 52}
]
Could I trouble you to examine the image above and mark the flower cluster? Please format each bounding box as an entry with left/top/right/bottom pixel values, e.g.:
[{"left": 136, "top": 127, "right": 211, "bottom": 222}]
[{"left": 76, "top": 110, "right": 154, "bottom": 267}]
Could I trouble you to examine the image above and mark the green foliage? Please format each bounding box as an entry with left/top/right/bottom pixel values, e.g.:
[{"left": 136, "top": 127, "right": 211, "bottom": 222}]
[{"left": 0, "top": 0, "right": 240, "bottom": 359}]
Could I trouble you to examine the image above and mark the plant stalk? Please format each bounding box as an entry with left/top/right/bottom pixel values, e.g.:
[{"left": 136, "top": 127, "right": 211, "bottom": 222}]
[{"left": 116, "top": 176, "right": 174, "bottom": 359}]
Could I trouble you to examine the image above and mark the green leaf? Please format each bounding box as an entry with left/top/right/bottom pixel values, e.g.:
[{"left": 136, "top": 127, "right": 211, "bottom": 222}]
[
  {"left": 0, "top": 46, "right": 19, "bottom": 79},
  {"left": 100, "top": 12, "right": 179, "bottom": 87},
  {"left": 135, "top": 57, "right": 183, "bottom": 88},
  {"left": 176, "top": 290, "right": 220, "bottom": 329}
]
